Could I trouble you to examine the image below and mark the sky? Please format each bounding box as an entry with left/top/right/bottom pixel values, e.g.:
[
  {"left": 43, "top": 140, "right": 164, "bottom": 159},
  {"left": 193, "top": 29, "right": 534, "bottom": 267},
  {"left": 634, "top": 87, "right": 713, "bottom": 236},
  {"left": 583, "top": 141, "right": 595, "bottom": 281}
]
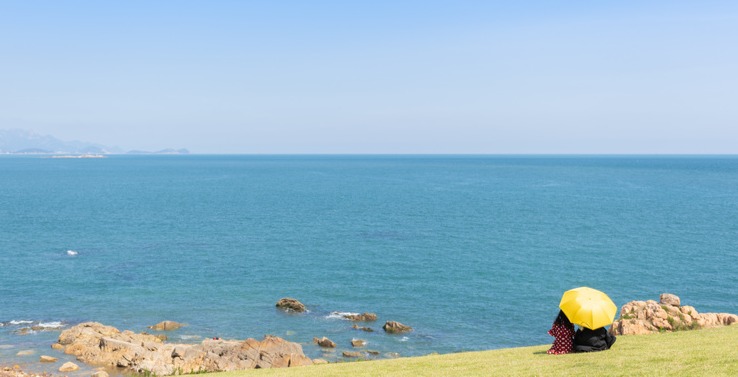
[{"left": 1, "top": 1, "right": 737, "bottom": 154}]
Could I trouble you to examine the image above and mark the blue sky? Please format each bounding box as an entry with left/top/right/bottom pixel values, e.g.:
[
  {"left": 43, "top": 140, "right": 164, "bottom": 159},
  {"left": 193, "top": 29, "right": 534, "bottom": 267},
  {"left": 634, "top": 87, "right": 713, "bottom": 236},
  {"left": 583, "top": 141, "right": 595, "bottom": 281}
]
[{"left": 1, "top": 1, "right": 737, "bottom": 153}]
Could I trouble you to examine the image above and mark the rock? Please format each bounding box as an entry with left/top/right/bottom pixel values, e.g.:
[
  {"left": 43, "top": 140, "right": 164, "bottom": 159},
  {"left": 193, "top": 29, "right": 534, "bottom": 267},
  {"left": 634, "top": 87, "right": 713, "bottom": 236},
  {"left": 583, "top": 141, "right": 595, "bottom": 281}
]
[
  {"left": 313, "top": 337, "right": 336, "bottom": 348},
  {"left": 148, "top": 321, "right": 184, "bottom": 331},
  {"left": 91, "top": 371, "right": 110, "bottom": 377},
  {"left": 51, "top": 343, "right": 64, "bottom": 350},
  {"left": 660, "top": 293, "right": 681, "bottom": 307},
  {"left": 342, "top": 313, "right": 378, "bottom": 322},
  {"left": 383, "top": 321, "right": 413, "bottom": 334},
  {"left": 312, "top": 358, "right": 329, "bottom": 365},
  {"left": 241, "top": 336, "right": 313, "bottom": 368},
  {"left": 39, "top": 355, "right": 58, "bottom": 362},
  {"left": 276, "top": 298, "right": 306, "bottom": 313},
  {"left": 15, "top": 350, "right": 34, "bottom": 356},
  {"left": 367, "top": 350, "right": 380, "bottom": 355},
  {"left": 55, "top": 322, "right": 311, "bottom": 375},
  {"left": 342, "top": 351, "right": 362, "bottom": 358},
  {"left": 352, "top": 324, "right": 374, "bottom": 332},
  {"left": 611, "top": 295, "right": 738, "bottom": 335},
  {"left": 59, "top": 362, "right": 79, "bottom": 372},
  {"left": 351, "top": 339, "right": 366, "bottom": 347}
]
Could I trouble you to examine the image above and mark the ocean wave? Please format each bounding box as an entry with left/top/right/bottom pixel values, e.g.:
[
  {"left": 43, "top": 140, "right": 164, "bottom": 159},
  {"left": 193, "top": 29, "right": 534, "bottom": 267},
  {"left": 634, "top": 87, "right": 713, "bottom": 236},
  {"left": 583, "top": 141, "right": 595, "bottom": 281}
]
[
  {"left": 66, "top": 250, "right": 78, "bottom": 256},
  {"left": 326, "top": 311, "right": 360, "bottom": 320},
  {"left": 37, "top": 321, "right": 64, "bottom": 329},
  {"left": 2, "top": 320, "right": 65, "bottom": 330},
  {"left": 179, "top": 335, "right": 202, "bottom": 340},
  {"left": 8, "top": 320, "right": 33, "bottom": 325}
]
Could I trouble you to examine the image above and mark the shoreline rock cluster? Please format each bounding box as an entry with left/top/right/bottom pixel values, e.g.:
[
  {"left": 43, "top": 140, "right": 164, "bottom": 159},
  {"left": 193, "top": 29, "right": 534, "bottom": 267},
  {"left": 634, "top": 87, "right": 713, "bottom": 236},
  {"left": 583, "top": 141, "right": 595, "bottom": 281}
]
[
  {"left": 55, "top": 322, "right": 312, "bottom": 376},
  {"left": 610, "top": 293, "right": 738, "bottom": 335},
  {"left": 0, "top": 366, "right": 51, "bottom": 377},
  {"left": 276, "top": 297, "right": 413, "bottom": 335},
  {"left": 276, "top": 297, "right": 412, "bottom": 360}
]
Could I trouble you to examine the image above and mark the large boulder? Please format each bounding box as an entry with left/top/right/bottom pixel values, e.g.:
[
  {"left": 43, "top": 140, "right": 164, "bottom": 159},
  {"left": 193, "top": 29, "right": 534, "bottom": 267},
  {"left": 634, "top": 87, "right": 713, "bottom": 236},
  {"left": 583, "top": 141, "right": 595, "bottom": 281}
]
[
  {"left": 659, "top": 293, "right": 681, "bottom": 307},
  {"left": 55, "top": 322, "right": 311, "bottom": 376},
  {"left": 383, "top": 321, "right": 412, "bottom": 334},
  {"left": 276, "top": 298, "right": 307, "bottom": 313},
  {"left": 610, "top": 294, "right": 738, "bottom": 335}
]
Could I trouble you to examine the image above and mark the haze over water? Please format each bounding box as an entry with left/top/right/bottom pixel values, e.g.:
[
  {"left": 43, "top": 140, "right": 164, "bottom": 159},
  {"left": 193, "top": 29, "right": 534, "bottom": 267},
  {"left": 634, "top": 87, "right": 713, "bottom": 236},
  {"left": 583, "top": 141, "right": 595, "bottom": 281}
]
[{"left": 1, "top": 155, "right": 737, "bottom": 371}]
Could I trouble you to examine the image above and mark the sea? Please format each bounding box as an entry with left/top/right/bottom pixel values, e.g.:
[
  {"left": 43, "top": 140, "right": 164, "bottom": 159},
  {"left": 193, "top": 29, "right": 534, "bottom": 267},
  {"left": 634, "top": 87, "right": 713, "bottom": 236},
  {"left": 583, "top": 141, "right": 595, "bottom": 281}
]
[{"left": 1, "top": 155, "right": 737, "bottom": 374}]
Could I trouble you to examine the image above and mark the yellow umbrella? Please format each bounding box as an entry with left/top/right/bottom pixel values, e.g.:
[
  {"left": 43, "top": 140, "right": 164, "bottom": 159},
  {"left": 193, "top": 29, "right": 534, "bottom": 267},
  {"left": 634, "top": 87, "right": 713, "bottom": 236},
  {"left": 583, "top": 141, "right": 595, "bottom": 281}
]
[{"left": 559, "top": 287, "right": 617, "bottom": 330}]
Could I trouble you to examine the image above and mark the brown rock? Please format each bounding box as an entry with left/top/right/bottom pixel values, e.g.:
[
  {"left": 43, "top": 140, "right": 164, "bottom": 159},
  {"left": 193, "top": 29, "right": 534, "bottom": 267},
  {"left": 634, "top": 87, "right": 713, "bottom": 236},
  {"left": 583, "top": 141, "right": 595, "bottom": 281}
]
[
  {"left": 352, "top": 324, "right": 374, "bottom": 332},
  {"left": 313, "top": 337, "right": 336, "bottom": 348},
  {"left": 660, "top": 293, "right": 681, "bottom": 307},
  {"left": 611, "top": 295, "right": 737, "bottom": 335},
  {"left": 241, "top": 335, "right": 313, "bottom": 368},
  {"left": 312, "top": 358, "right": 329, "bottom": 365},
  {"left": 351, "top": 339, "right": 366, "bottom": 348},
  {"left": 342, "top": 313, "right": 378, "bottom": 322},
  {"left": 39, "top": 355, "right": 58, "bottom": 362},
  {"left": 59, "top": 362, "right": 79, "bottom": 372},
  {"left": 276, "top": 298, "right": 306, "bottom": 313},
  {"left": 383, "top": 321, "right": 412, "bottom": 334},
  {"left": 92, "top": 371, "right": 110, "bottom": 377},
  {"left": 51, "top": 343, "right": 64, "bottom": 350},
  {"left": 342, "top": 351, "right": 362, "bottom": 358},
  {"left": 148, "top": 321, "right": 185, "bottom": 331},
  {"left": 15, "top": 350, "right": 34, "bottom": 356},
  {"left": 681, "top": 305, "right": 699, "bottom": 319},
  {"left": 55, "top": 322, "right": 311, "bottom": 375}
]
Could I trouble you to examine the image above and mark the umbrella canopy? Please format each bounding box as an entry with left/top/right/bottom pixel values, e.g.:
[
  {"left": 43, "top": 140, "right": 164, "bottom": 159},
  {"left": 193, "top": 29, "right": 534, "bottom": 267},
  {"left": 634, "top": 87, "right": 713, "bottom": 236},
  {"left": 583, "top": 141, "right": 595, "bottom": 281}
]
[{"left": 559, "top": 287, "right": 617, "bottom": 330}]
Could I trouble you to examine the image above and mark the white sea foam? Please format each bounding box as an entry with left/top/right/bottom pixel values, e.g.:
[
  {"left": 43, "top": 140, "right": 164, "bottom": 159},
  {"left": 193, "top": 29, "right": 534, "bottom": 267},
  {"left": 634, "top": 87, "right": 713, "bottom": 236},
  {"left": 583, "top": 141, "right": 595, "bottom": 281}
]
[
  {"left": 400, "top": 336, "right": 409, "bottom": 342},
  {"left": 179, "top": 335, "right": 202, "bottom": 340},
  {"left": 66, "top": 250, "right": 78, "bottom": 256},
  {"left": 37, "top": 321, "right": 64, "bottom": 329},
  {"left": 9, "top": 320, "right": 33, "bottom": 325},
  {"left": 326, "top": 311, "right": 360, "bottom": 320}
]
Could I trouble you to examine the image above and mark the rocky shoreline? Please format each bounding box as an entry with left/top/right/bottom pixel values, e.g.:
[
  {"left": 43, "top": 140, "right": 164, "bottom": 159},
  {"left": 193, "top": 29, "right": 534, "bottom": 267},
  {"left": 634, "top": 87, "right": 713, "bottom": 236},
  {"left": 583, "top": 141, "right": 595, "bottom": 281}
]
[
  {"left": 4, "top": 294, "right": 736, "bottom": 376},
  {"left": 1, "top": 298, "right": 415, "bottom": 376},
  {"left": 610, "top": 293, "right": 738, "bottom": 335},
  {"left": 1, "top": 366, "right": 52, "bottom": 377}
]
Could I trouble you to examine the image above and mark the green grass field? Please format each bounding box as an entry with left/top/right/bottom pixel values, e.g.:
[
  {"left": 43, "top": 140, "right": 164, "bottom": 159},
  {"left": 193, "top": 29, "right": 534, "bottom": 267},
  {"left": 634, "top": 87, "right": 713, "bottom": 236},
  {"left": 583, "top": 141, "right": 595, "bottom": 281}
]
[{"left": 210, "top": 325, "right": 738, "bottom": 377}]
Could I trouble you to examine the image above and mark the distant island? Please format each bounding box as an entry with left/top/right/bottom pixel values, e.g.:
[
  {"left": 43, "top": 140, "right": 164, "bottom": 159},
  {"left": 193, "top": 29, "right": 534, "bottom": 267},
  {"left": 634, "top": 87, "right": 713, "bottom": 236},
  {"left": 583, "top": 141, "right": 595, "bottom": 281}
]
[
  {"left": 126, "top": 148, "right": 191, "bottom": 155},
  {"left": 0, "top": 129, "right": 189, "bottom": 155}
]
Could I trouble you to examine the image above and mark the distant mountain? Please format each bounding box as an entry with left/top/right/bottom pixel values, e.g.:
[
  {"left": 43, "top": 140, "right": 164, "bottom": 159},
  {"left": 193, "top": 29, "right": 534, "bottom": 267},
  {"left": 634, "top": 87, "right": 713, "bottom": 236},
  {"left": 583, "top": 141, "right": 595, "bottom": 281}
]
[
  {"left": 0, "top": 129, "right": 188, "bottom": 154},
  {"left": 0, "top": 129, "right": 114, "bottom": 154}
]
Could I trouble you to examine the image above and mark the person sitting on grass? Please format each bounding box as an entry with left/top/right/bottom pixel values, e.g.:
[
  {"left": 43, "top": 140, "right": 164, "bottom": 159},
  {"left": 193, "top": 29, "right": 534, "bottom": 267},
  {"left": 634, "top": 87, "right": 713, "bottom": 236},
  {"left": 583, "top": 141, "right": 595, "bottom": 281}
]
[
  {"left": 573, "top": 326, "right": 616, "bottom": 352},
  {"left": 547, "top": 310, "right": 575, "bottom": 354}
]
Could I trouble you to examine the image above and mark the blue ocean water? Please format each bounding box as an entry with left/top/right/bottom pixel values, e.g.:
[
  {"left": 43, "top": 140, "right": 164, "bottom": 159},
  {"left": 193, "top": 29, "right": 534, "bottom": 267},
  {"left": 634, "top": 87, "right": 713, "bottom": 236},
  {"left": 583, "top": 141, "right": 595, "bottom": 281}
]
[{"left": 1, "top": 155, "right": 737, "bottom": 371}]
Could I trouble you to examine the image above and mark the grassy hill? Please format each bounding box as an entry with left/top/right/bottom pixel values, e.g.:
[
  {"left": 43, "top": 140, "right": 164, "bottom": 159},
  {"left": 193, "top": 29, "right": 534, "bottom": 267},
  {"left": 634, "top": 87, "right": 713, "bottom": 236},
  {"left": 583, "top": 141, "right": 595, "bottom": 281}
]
[{"left": 210, "top": 325, "right": 737, "bottom": 377}]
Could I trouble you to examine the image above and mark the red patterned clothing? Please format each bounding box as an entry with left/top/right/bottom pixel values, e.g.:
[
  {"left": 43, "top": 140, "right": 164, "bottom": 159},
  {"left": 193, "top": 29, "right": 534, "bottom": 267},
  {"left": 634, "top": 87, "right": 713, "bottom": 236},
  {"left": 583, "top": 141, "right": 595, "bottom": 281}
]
[{"left": 547, "top": 322, "right": 574, "bottom": 355}]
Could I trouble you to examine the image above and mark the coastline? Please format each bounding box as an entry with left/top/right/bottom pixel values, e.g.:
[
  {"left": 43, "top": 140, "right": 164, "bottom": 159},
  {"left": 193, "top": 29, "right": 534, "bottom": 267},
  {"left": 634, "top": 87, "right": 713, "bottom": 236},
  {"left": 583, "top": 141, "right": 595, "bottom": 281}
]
[
  {"left": 3, "top": 294, "right": 737, "bottom": 376},
  {"left": 3, "top": 325, "right": 737, "bottom": 377}
]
